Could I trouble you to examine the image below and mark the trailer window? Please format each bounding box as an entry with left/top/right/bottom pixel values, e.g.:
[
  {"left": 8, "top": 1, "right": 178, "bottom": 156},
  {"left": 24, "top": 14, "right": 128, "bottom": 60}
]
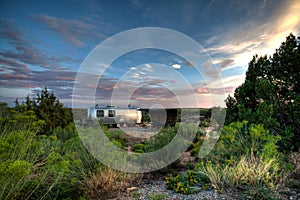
[
  {"left": 108, "top": 110, "right": 115, "bottom": 117},
  {"left": 97, "top": 110, "right": 104, "bottom": 117}
]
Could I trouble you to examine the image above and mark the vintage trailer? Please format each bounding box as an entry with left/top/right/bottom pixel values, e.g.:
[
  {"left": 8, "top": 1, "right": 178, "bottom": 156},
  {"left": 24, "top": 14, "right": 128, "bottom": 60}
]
[{"left": 87, "top": 105, "right": 142, "bottom": 126}]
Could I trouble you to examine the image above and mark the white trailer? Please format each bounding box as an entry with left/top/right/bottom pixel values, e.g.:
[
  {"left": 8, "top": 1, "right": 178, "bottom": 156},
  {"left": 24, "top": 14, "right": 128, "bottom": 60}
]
[{"left": 87, "top": 105, "right": 142, "bottom": 127}]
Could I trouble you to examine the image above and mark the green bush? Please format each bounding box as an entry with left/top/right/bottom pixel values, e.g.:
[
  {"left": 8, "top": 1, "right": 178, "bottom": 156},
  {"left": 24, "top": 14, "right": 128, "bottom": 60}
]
[
  {"left": 207, "top": 121, "right": 282, "bottom": 164},
  {"left": 0, "top": 160, "right": 31, "bottom": 181},
  {"left": 192, "top": 121, "right": 287, "bottom": 192},
  {"left": 54, "top": 123, "right": 77, "bottom": 142},
  {"left": 143, "top": 125, "right": 178, "bottom": 152},
  {"left": 166, "top": 170, "right": 209, "bottom": 194},
  {"left": 104, "top": 129, "right": 128, "bottom": 149},
  {"left": 133, "top": 143, "right": 145, "bottom": 153},
  {"left": 0, "top": 118, "right": 96, "bottom": 199},
  {"left": 200, "top": 120, "right": 209, "bottom": 127}
]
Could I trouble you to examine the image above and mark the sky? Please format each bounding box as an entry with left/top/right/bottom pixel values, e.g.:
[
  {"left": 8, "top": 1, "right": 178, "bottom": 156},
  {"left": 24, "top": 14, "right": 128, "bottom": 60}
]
[{"left": 0, "top": 0, "right": 299, "bottom": 108}]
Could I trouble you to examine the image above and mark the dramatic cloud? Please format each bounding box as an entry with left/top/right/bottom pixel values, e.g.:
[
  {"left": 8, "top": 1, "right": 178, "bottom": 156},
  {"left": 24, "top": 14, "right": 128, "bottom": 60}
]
[
  {"left": 205, "top": 1, "right": 300, "bottom": 67},
  {"left": 0, "top": 18, "right": 84, "bottom": 104},
  {"left": 1, "top": 0, "right": 298, "bottom": 108},
  {"left": 0, "top": 19, "right": 50, "bottom": 67}
]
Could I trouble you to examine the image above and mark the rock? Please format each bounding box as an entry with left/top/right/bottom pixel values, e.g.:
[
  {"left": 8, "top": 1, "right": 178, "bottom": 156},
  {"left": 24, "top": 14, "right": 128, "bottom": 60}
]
[{"left": 126, "top": 187, "right": 138, "bottom": 193}]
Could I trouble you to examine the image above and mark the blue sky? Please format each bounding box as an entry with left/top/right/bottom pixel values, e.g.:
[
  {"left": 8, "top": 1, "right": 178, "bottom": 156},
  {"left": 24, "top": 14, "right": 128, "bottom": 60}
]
[{"left": 0, "top": 0, "right": 299, "bottom": 108}]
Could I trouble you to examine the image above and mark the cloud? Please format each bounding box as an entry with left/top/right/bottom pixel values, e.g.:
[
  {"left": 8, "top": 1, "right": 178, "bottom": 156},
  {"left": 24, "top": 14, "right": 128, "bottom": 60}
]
[
  {"left": 0, "top": 18, "right": 87, "bottom": 105},
  {"left": 0, "top": 61, "right": 80, "bottom": 102},
  {"left": 145, "top": 64, "right": 152, "bottom": 69},
  {"left": 0, "top": 58, "right": 30, "bottom": 73},
  {"left": 0, "top": 19, "right": 50, "bottom": 67},
  {"left": 131, "top": 73, "right": 140, "bottom": 78},
  {"left": 130, "top": 0, "right": 142, "bottom": 9},
  {"left": 0, "top": 19, "right": 70, "bottom": 70},
  {"left": 219, "top": 59, "right": 234, "bottom": 69},
  {"left": 220, "top": 74, "right": 245, "bottom": 88},
  {"left": 184, "top": 61, "right": 194, "bottom": 67},
  {"left": 0, "top": 87, "right": 33, "bottom": 98},
  {"left": 194, "top": 88, "right": 209, "bottom": 94},
  {"left": 142, "top": 63, "right": 153, "bottom": 72},
  {"left": 171, "top": 64, "right": 181, "bottom": 69},
  {"left": 34, "top": 15, "right": 106, "bottom": 46},
  {"left": 204, "top": 1, "right": 300, "bottom": 68},
  {"left": 202, "top": 61, "right": 220, "bottom": 79}
]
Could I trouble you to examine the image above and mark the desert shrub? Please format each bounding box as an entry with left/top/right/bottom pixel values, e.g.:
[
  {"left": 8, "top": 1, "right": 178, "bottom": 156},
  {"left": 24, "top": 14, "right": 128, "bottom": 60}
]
[
  {"left": 81, "top": 165, "right": 141, "bottom": 199},
  {"left": 166, "top": 170, "right": 209, "bottom": 194},
  {"left": 53, "top": 123, "right": 77, "bottom": 142},
  {"left": 104, "top": 129, "right": 128, "bottom": 149},
  {"left": 133, "top": 143, "right": 145, "bottom": 153},
  {"left": 207, "top": 121, "right": 282, "bottom": 165},
  {"left": 0, "top": 160, "right": 31, "bottom": 181},
  {"left": 0, "top": 117, "right": 96, "bottom": 199},
  {"left": 196, "top": 152, "right": 281, "bottom": 191},
  {"left": 143, "top": 128, "right": 177, "bottom": 152},
  {"left": 193, "top": 122, "right": 286, "bottom": 192},
  {"left": 0, "top": 109, "right": 45, "bottom": 134},
  {"left": 200, "top": 120, "right": 209, "bottom": 127},
  {"left": 0, "top": 129, "right": 49, "bottom": 199},
  {"left": 142, "top": 124, "right": 191, "bottom": 153},
  {"left": 63, "top": 136, "right": 99, "bottom": 173}
]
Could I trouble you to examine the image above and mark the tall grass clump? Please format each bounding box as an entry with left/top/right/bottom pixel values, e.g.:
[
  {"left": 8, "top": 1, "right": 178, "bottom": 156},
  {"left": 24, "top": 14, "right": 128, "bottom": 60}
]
[
  {"left": 196, "top": 121, "right": 286, "bottom": 192},
  {"left": 81, "top": 165, "right": 141, "bottom": 199}
]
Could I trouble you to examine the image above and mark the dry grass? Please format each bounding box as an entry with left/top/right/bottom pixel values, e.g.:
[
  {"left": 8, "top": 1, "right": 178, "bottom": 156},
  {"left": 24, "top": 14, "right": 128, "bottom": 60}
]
[
  {"left": 197, "top": 162, "right": 232, "bottom": 190},
  {"left": 232, "top": 153, "right": 278, "bottom": 187},
  {"left": 81, "top": 166, "right": 142, "bottom": 199},
  {"left": 198, "top": 153, "right": 280, "bottom": 191}
]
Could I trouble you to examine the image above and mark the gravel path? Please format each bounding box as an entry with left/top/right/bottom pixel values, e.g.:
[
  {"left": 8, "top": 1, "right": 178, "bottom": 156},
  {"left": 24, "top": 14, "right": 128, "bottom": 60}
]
[
  {"left": 113, "top": 178, "right": 300, "bottom": 200},
  {"left": 114, "top": 179, "right": 238, "bottom": 200}
]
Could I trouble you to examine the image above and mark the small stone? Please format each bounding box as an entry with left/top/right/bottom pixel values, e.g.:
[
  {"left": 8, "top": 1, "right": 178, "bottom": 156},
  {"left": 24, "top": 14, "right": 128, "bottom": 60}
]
[{"left": 127, "top": 187, "right": 138, "bottom": 193}]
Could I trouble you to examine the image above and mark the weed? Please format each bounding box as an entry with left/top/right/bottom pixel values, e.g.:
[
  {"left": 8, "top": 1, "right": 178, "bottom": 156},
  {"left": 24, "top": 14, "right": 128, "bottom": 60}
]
[
  {"left": 148, "top": 192, "right": 168, "bottom": 200},
  {"left": 130, "top": 190, "right": 141, "bottom": 198},
  {"left": 243, "top": 186, "right": 279, "bottom": 200}
]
